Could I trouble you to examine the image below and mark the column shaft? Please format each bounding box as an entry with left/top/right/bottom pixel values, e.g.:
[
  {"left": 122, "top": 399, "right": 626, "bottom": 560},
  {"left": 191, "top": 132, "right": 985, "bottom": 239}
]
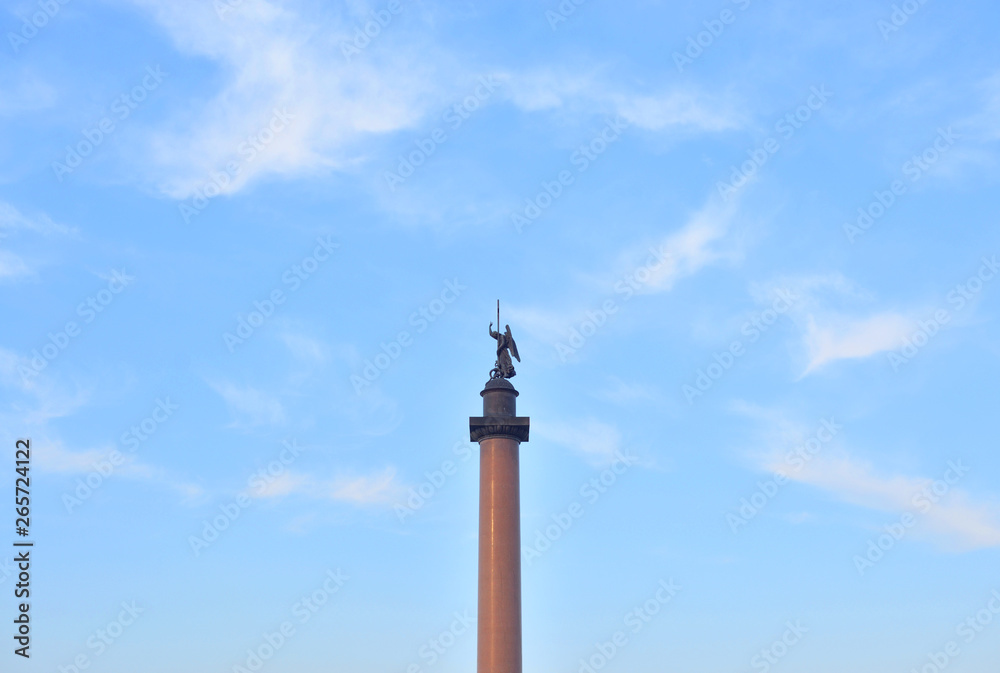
[{"left": 477, "top": 435, "right": 522, "bottom": 673}]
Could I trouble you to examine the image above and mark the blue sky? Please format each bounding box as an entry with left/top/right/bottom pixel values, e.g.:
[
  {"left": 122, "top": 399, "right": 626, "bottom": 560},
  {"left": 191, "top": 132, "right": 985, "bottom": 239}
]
[{"left": 1, "top": 0, "right": 1000, "bottom": 671}]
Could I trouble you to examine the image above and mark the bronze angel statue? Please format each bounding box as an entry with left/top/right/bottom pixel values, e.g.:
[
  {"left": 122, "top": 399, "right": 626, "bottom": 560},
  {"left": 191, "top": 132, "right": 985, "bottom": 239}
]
[{"left": 489, "top": 322, "right": 520, "bottom": 379}]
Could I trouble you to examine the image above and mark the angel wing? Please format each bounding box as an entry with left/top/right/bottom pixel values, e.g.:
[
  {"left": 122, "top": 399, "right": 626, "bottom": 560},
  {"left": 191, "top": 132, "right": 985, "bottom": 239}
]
[{"left": 505, "top": 325, "right": 520, "bottom": 362}]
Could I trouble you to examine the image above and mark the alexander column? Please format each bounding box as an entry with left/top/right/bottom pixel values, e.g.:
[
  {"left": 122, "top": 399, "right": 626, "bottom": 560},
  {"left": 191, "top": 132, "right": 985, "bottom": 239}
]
[{"left": 470, "top": 306, "right": 529, "bottom": 673}]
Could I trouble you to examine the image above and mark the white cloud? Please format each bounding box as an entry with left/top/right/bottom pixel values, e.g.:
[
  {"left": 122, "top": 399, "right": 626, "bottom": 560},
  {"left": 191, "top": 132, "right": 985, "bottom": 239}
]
[
  {"left": 593, "top": 377, "right": 662, "bottom": 405},
  {"left": 963, "top": 72, "right": 1000, "bottom": 143},
  {"left": 280, "top": 331, "right": 327, "bottom": 363},
  {"left": 0, "top": 250, "right": 31, "bottom": 279},
  {"left": 740, "top": 405, "right": 1000, "bottom": 552},
  {"left": 750, "top": 273, "right": 871, "bottom": 306},
  {"left": 34, "top": 440, "right": 114, "bottom": 474},
  {"left": 783, "top": 511, "right": 815, "bottom": 525},
  {"left": 753, "top": 274, "right": 923, "bottom": 376},
  {"left": 503, "top": 305, "right": 577, "bottom": 346},
  {"left": 800, "top": 311, "right": 915, "bottom": 375},
  {"left": 762, "top": 451, "right": 1000, "bottom": 551},
  {"left": 247, "top": 465, "right": 406, "bottom": 508},
  {"left": 503, "top": 69, "right": 743, "bottom": 133},
  {"left": 0, "top": 202, "right": 76, "bottom": 280},
  {"left": 124, "top": 1, "right": 744, "bottom": 200},
  {"left": 252, "top": 471, "right": 310, "bottom": 499},
  {"left": 127, "top": 0, "right": 450, "bottom": 197},
  {"left": 0, "top": 68, "right": 57, "bottom": 117},
  {"left": 502, "top": 69, "right": 596, "bottom": 112},
  {"left": 208, "top": 380, "right": 286, "bottom": 427},
  {"left": 535, "top": 418, "right": 622, "bottom": 467},
  {"left": 509, "top": 194, "right": 739, "bottom": 346},
  {"left": 0, "top": 348, "right": 92, "bottom": 422},
  {"left": 0, "top": 201, "right": 75, "bottom": 237},
  {"left": 327, "top": 466, "right": 403, "bottom": 506},
  {"left": 610, "top": 90, "right": 743, "bottom": 132},
  {"left": 28, "top": 437, "right": 203, "bottom": 504},
  {"left": 642, "top": 197, "right": 739, "bottom": 293},
  {"left": 0, "top": 349, "right": 201, "bottom": 506}
]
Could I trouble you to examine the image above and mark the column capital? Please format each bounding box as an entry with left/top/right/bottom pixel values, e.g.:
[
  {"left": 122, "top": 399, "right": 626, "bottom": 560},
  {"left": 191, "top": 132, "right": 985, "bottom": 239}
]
[{"left": 469, "top": 416, "right": 530, "bottom": 443}]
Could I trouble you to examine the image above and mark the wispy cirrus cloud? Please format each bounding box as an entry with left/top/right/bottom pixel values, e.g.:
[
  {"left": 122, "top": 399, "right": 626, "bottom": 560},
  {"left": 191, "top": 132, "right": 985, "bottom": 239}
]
[
  {"left": 0, "top": 201, "right": 77, "bottom": 280},
  {"left": 0, "top": 347, "right": 91, "bottom": 421},
  {"left": 0, "top": 250, "right": 31, "bottom": 280},
  {"left": 763, "top": 451, "right": 1000, "bottom": 551},
  {"left": 0, "top": 201, "right": 75, "bottom": 237},
  {"left": 248, "top": 465, "right": 406, "bottom": 508},
  {"left": 740, "top": 405, "right": 1000, "bottom": 551},
  {"left": 534, "top": 417, "right": 623, "bottom": 468},
  {"left": 124, "top": 1, "right": 745, "bottom": 201},
  {"left": 961, "top": 71, "right": 1000, "bottom": 143},
  {"left": 33, "top": 437, "right": 203, "bottom": 502},
  {"left": 0, "top": 348, "right": 202, "bottom": 503},
  {"left": 279, "top": 330, "right": 328, "bottom": 364},
  {"left": 126, "top": 0, "right": 452, "bottom": 197},
  {"left": 752, "top": 274, "right": 921, "bottom": 376},
  {"left": 33, "top": 439, "right": 119, "bottom": 474},
  {"left": 641, "top": 197, "right": 740, "bottom": 293},
  {"left": 502, "top": 67, "right": 744, "bottom": 133},
  {"left": 510, "top": 194, "right": 740, "bottom": 345},
  {"left": 208, "top": 380, "right": 286, "bottom": 427},
  {"left": 327, "top": 466, "right": 403, "bottom": 505},
  {"left": 0, "top": 67, "right": 58, "bottom": 117},
  {"left": 252, "top": 470, "right": 310, "bottom": 499},
  {"left": 593, "top": 376, "right": 664, "bottom": 406},
  {"left": 800, "top": 311, "right": 916, "bottom": 375}
]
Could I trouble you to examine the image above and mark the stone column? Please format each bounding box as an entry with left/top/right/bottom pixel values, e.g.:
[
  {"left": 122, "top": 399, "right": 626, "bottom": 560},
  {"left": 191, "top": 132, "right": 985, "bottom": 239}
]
[{"left": 470, "top": 378, "right": 530, "bottom": 673}]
